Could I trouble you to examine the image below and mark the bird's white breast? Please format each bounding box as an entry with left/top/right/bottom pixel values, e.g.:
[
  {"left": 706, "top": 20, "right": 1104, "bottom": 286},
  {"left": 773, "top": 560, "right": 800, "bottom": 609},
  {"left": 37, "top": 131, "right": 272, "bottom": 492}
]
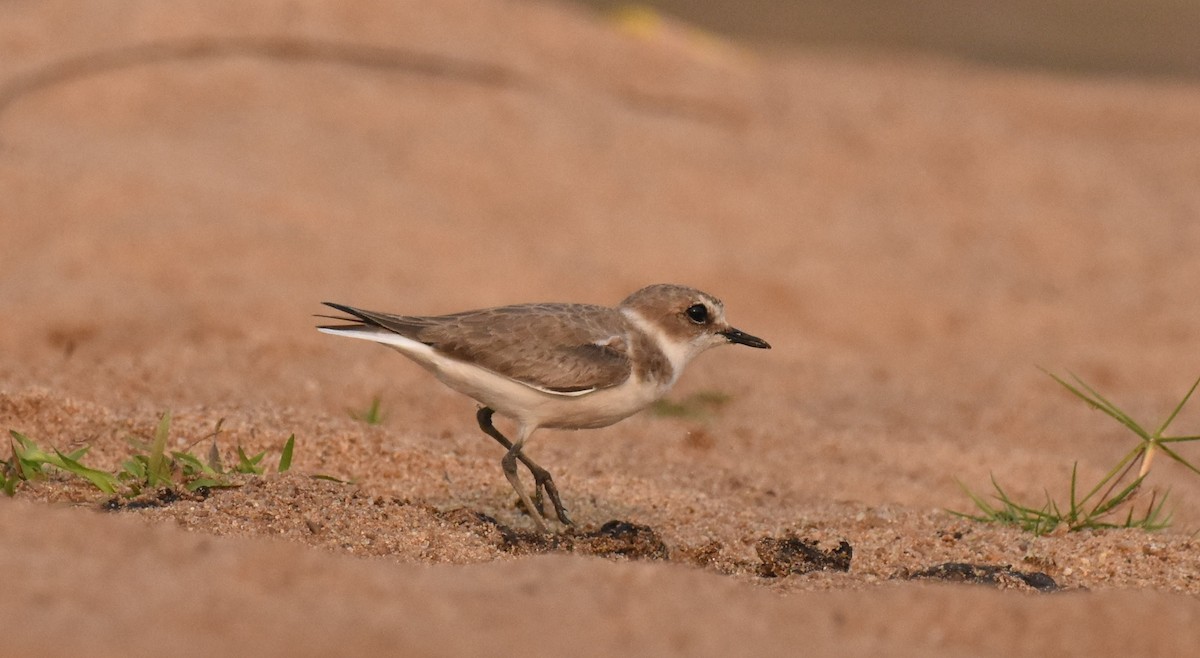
[{"left": 318, "top": 325, "right": 670, "bottom": 430}]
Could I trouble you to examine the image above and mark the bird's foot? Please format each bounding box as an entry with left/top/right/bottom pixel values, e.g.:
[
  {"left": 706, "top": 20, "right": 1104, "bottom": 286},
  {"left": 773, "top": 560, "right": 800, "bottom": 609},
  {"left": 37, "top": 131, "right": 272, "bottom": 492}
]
[{"left": 533, "top": 471, "right": 573, "bottom": 526}]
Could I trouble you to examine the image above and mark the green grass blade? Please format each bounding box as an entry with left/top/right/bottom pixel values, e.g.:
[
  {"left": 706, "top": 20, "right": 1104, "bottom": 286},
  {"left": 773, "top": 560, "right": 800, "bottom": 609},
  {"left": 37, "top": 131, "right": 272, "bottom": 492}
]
[
  {"left": 10, "top": 430, "right": 39, "bottom": 455},
  {"left": 1043, "top": 369, "right": 1114, "bottom": 415},
  {"left": 185, "top": 477, "right": 238, "bottom": 491},
  {"left": 955, "top": 478, "right": 998, "bottom": 517},
  {"left": 1076, "top": 447, "right": 1140, "bottom": 509},
  {"left": 52, "top": 449, "right": 119, "bottom": 494},
  {"left": 1050, "top": 371, "right": 1151, "bottom": 441},
  {"left": 1043, "top": 371, "right": 1102, "bottom": 411},
  {"left": 8, "top": 429, "right": 31, "bottom": 448},
  {"left": 1155, "top": 376, "right": 1200, "bottom": 436},
  {"left": 1146, "top": 489, "right": 1172, "bottom": 529},
  {"left": 1088, "top": 473, "right": 1147, "bottom": 518},
  {"left": 9, "top": 431, "right": 49, "bottom": 479},
  {"left": 172, "top": 451, "right": 204, "bottom": 474},
  {"left": 1155, "top": 443, "right": 1200, "bottom": 477},
  {"left": 1070, "top": 375, "right": 1153, "bottom": 441},
  {"left": 235, "top": 446, "right": 265, "bottom": 475},
  {"left": 1075, "top": 463, "right": 1084, "bottom": 518},
  {"left": 64, "top": 445, "right": 90, "bottom": 461},
  {"left": 172, "top": 451, "right": 221, "bottom": 478},
  {"left": 1, "top": 452, "right": 17, "bottom": 495},
  {"left": 1159, "top": 434, "right": 1200, "bottom": 444},
  {"left": 350, "top": 397, "right": 386, "bottom": 424},
  {"left": 147, "top": 411, "right": 173, "bottom": 488},
  {"left": 278, "top": 435, "right": 295, "bottom": 473},
  {"left": 991, "top": 483, "right": 1048, "bottom": 517},
  {"left": 120, "top": 456, "right": 148, "bottom": 481}
]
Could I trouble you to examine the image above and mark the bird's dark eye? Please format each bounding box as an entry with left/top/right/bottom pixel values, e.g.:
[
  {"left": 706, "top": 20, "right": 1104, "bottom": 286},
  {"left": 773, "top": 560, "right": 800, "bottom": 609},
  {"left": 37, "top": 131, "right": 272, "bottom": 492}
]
[{"left": 685, "top": 303, "right": 708, "bottom": 324}]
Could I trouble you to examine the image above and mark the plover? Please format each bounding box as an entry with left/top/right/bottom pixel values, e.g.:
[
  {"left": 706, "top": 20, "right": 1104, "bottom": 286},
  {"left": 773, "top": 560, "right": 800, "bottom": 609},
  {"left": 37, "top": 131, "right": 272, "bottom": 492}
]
[{"left": 317, "top": 284, "right": 770, "bottom": 531}]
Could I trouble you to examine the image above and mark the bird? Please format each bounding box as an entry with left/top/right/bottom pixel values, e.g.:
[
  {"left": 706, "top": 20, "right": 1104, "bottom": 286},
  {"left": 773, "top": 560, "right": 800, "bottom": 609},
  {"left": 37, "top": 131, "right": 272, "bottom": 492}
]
[{"left": 317, "top": 283, "right": 770, "bottom": 532}]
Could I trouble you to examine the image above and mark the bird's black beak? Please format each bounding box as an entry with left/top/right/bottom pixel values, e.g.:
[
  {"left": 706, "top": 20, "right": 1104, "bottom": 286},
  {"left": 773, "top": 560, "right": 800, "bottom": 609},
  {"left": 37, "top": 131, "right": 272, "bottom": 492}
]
[{"left": 721, "top": 328, "right": 771, "bottom": 349}]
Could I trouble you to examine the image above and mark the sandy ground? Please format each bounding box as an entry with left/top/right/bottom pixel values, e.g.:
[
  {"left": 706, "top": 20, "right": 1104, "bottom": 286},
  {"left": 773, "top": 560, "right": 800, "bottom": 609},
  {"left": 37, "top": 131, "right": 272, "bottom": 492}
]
[{"left": 3, "top": 0, "right": 1200, "bottom": 655}]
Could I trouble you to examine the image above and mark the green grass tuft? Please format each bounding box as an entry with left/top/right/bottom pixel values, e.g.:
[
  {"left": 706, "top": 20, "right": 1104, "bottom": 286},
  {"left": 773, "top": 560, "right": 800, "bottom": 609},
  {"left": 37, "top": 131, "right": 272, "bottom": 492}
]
[
  {"left": 4, "top": 413, "right": 308, "bottom": 498},
  {"left": 350, "top": 396, "right": 387, "bottom": 425},
  {"left": 5, "top": 430, "right": 120, "bottom": 494},
  {"left": 278, "top": 434, "right": 295, "bottom": 473},
  {"left": 650, "top": 390, "right": 732, "bottom": 419},
  {"left": 955, "top": 371, "right": 1200, "bottom": 535}
]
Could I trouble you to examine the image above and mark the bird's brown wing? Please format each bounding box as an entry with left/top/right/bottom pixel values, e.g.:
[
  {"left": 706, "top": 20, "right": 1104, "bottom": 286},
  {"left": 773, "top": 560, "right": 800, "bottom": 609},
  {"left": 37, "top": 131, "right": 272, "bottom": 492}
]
[{"left": 321, "top": 302, "right": 633, "bottom": 393}]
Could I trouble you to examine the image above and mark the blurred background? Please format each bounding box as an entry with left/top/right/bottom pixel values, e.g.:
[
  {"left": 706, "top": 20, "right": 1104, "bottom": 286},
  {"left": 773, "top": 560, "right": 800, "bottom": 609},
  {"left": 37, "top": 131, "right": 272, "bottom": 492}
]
[{"left": 573, "top": 0, "right": 1200, "bottom": 78}]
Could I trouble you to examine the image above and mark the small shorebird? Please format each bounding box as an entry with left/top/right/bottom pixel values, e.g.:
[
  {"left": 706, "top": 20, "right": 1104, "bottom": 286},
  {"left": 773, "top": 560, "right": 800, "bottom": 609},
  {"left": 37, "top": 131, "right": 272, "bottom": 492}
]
[{"left": 318, "top": 284, "right": 770, "bottom": 531}]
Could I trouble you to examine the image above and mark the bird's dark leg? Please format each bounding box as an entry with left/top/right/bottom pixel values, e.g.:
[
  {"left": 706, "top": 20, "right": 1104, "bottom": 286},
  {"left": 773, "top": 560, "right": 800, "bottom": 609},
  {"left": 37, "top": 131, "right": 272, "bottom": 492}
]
[
  {"left": 476, "top": 407, "right": 573, "bottom": 527},
  {"left": 500, "top": 440, "right": 546, "bottom": 533}
]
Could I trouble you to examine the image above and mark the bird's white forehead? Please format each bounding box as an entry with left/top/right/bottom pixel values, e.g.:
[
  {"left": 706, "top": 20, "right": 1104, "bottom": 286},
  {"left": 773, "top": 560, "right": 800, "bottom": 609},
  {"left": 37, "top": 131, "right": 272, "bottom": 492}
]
[{"left": 698, "top": 295, "right": 726, "bottom": 319}]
